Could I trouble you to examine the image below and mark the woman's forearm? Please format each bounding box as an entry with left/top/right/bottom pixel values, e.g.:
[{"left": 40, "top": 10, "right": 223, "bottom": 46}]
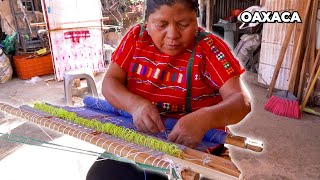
[
  {"left": 197, "top": 92, "right": 251, "bottom": 130},
  {"left": 102, "top": 76, "right": 144, "bottom": 114}
]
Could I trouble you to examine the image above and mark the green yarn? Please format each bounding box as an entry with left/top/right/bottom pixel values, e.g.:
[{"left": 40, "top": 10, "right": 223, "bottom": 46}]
[{"left": 33, "top": 103, "right": 182, "bottom": 157}]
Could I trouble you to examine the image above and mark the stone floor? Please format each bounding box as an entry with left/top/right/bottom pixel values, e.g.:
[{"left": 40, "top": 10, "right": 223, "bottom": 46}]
[{"left": 0, "top": 71, "right": 319, "bottom": 180}]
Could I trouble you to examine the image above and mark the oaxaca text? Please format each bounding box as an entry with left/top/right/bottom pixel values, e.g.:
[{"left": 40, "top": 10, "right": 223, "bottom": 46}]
[{"left": 239, "top": 11, "right": 302, "bottom": 23}]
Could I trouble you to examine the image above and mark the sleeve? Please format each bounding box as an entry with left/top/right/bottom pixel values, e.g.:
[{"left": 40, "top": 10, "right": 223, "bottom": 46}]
[
  {"left": 111, "top": 24, "right": 141, "bottom": 72},
  {"left": 200, "top": 34, "right": 245, "bottom": 89}
]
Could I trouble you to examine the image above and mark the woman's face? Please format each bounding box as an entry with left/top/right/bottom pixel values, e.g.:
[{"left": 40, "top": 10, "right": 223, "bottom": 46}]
[{"left": 146, "top": 3, "right": 198, "bottom": 56}]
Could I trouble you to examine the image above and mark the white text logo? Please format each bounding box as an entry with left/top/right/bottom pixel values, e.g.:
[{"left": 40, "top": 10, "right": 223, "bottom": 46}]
[{"left": 239, "top": 11, "right": 302, "bottom": 23}]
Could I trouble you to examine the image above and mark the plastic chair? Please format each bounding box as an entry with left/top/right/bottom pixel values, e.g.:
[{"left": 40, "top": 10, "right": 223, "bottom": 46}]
[{"left": 63, "top": 69, "right": 98, "bottom": 106}]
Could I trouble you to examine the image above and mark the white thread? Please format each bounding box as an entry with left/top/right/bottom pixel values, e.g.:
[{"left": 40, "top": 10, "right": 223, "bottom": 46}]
[
  {"left": 36, "top": 116, "right": 42, "bottom": 125},
  {"left": 162, "top": 158, "right": 183, "bottom": 180},
  {"left": 151, "top": 157, "right": 160, "bottom": 167},
  {"left": 119, "top": 146, "right": 127, "bottom": 156},
  {"left": 183, "top": 154, "right": 212, "bottom": 165},
  {"left": 36, "top": 124, "right": 54, "bottom": 141},
  {"left": 79, "top": 131, "right": 86, "bottom": 140},
  {"left": 156, "top": 158, "right": 166, "bottom": 167},
  {"left": 25, "top": 112, "right": 31, "bottom": 120},
  {"left": 52, "top": 122, "right": 57, "bottom": 130},
  {"left": 3, "top": 105, "right": 10, "bottom": 114},
  {"left": 17, "top": 108, "right": 23, "bottom": 116},
  {"left": 67, "top": 127, "right": 72, "bottom": 135},
  {"left": 143, "top": 155, "right": 153, "bottom": 164},
  {"left": 30, "top": 114, "right": 37, "bottom": 122},
  {"left": 83, "top": 133, "right": 90, "bottom": 141},
  {"left": 27, "top": 112, "right": 33, "bottom": 121},
  {"left": 9, "top": 106, "right": 15, "bottom": 115},
  {"left": 133, "top": 152, "right": 143, "bottom": 161},
  {"left": 48, "top": 121, "right": 54, "bottom": 129},
  {"left": 89, "top": 136, "right": 95, "bottom": 143},
  {"left": 209, "top": 131, "right": 220, "bottom": 141},
  {"left": 62, "top": 126, "right": 68, "bottom": 134},
  {"left": 76, "top": 131, "right": 82, "bottom": 138},
  {"left": 72, "top": 129, "right": 77, "bottom": 137},
  {"left": 57, "top": 124, "right": 63, "bottom": 131},
  {"left": 124, "top": 149, "right": 135, "bottom": 158},
  {"left": 113, "top": 144, "right": 121, "bottom": 154},
  {"left": 107, "top": 142, "right": 117, "bottom": 152},
  {"left": 101, "top": 140, "right": 108, "bottom": 148},
  {"left": 96, "top": 138, "right": 103, "bottom": 146}
]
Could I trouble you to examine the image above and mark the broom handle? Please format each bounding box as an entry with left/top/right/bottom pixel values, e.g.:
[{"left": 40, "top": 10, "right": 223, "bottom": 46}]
[
  {"left": 301, "top": 50, "right": 320, "bottom": 106},
  {"left": 288, "top": 0, "right": 313, "bottom": 92},
  {"left": 300, "top": 66, "right": 320, "bottom": 110},
  {"left": 297, "top": 0, "right": 319, "bottom": 101},
  {"left": 268, "top": 23, "right": 295, "bottom": 97}
]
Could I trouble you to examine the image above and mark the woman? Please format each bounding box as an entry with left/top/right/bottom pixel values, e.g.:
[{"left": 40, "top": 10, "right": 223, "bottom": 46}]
[{"left": 87, "top": 0, "right": 251, "bottom": 179}]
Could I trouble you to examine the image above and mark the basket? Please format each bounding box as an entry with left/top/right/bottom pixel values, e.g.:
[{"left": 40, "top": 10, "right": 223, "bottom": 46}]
[{"left": 13, "top": 54, "right": 54, "bottom": 80}]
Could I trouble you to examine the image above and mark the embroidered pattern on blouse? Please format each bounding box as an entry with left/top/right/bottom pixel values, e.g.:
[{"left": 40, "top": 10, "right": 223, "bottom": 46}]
[{"left": 203, "top": 37, "right": 235, "bottom": 75}]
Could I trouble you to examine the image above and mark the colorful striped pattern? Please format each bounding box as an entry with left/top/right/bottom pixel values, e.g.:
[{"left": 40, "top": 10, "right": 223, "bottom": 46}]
[{"left": 130, "top": 63, "right": 185, "bottom": 84}]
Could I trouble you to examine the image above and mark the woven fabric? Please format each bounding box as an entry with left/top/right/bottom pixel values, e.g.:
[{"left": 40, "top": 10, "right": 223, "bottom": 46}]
[{"left": 83, "top": 96, "right": 227, "bottom": 151}]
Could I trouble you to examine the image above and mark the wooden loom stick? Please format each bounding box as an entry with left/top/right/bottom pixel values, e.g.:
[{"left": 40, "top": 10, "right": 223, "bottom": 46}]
[
  {"left": 308, "top": 0, "right": 318, "bottom": 71},
  {"left": 0, "top": 103, "right": 242, "bottom": 179},
  {"left": 300, "top": 50, "right": 320, "bottom": 111},
  {"left": 268, "top": 23, "right": 296, "bottom": 98},
  {"left": 225, "top": 134, "right": 263, "bottom": 152},
  {"left": 0, "top": 103, "right": 198, "bottom": 180},
  {"left": 301, "top": 66, "right": 320, "bottom": 111},
  {"left": 297, "top": 0, "right": 319, "bottom": 102},
  {"left": 288, "top": 0, "right": 313, "bottom": 93}
]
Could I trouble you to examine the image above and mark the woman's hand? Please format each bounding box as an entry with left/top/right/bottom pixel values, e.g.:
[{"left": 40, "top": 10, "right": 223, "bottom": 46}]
[
  {"left": 168, "top": 110, "right": 209, "bottom": 148},
  {"left": 130, "top": 99, "right": 165, "bottom": 134}
]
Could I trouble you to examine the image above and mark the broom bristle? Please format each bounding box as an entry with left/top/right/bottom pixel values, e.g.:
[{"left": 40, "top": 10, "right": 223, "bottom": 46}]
[{"left": 264, "top": 95, "right": 301, "bottom": 119}]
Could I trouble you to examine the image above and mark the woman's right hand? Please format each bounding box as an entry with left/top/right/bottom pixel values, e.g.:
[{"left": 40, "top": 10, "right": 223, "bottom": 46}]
[{"left": 130, "top": 98, "right": 165, "bottom": 134}]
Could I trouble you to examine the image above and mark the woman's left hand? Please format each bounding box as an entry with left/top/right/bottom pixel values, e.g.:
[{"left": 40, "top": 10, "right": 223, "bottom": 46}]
[{"left": 168, "top": 111, "right": 209, "bottom": 148}]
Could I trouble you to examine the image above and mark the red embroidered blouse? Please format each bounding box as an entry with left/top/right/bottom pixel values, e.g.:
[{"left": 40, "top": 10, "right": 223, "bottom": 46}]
[{"left": 111, "top": 24, "right": 244, "bottom": 118}]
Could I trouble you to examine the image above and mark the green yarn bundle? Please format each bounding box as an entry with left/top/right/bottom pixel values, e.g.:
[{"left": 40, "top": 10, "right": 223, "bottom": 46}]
[{"left": 33, "top": 102, "right": 182, "bottom": 157}]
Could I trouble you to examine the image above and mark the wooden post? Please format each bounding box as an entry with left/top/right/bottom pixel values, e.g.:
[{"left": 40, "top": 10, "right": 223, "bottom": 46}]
[{"left": 206, "top": 0, "right": 213, "bottom": 32}]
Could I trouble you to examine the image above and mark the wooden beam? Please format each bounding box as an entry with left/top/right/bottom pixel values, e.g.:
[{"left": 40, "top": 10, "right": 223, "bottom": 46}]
[{"left": 206, "top": 0, "right": 213, "bottom": 32}]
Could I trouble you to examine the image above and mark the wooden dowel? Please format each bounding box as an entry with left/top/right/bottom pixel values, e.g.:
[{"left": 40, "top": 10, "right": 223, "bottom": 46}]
[
  {"left": 182, "top": 148, "right": 240, "bottom": 178},
  {"left": 288, "top": 0, "right": 313, "bottom": 93},
  {"left": 0, "top": 104, "right": 167, "bottom": 166},
  {"left": 297, "top": 0, "right": 319, "bottom": 102},
  {"left": 165, "top": 153, "right": 240, "bottom": 180},
  {"left": 300, "top": 66, "right": 320, "bottom": 110},
  {"left": 300, "top": 50, "right": 320, "bottom": 110},
  {"left": 1, "top": 103, "right": 247, "bottom": 180},
  {"left": 268, "top": 23, "right": 296, "bottom": 98},
  {"left": 225, "top": 134, "right": 263, "bottom": 152}
]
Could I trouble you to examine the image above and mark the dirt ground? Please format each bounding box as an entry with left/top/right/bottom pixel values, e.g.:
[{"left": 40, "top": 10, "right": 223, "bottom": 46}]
[{"left": 0, "top": 71, "right": 319, "bottom": 180}]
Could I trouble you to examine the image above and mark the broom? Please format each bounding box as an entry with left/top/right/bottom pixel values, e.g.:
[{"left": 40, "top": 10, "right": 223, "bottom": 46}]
[
  {"left": 264, "top": 23, "right": 301, "bottom": 119},
  {"left": 264, "top": 0, "right": 313, "bottom": 119}
]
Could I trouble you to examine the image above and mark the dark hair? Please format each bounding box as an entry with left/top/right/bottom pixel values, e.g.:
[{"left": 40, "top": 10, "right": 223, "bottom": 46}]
[{"left": 145, "top": 0, "right": 199, "bottom": 20}]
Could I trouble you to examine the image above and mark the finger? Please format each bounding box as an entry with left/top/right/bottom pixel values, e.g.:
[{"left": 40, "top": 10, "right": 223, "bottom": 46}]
[
  {"left": 149, "top": 112, "right": 165, "bottom": 132},
  {"left": 174, "top": 134, "right": 186, "bottom": 145},
  {"left": 134, "top": 119, "right": 151, "bottom": 134},
  {"left": 172, "top": 134, "right": 194, "bottom": 148},
  {"left": 182, "top": 138, "right": 196, "bottom": 148},
  {"left": 139, "top": 121, "right": 152, "bottom": 134},
  {"left": 144, "top": 116, "right": 160, "bottom": 134},
  {"left": 168, "top": 130, "right": 178, "bottom": 142}
]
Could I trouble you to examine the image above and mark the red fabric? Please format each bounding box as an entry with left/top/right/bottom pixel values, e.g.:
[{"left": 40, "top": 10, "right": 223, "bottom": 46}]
[{"left": 112, "top": 24, "right": 245, "bottom": 118}]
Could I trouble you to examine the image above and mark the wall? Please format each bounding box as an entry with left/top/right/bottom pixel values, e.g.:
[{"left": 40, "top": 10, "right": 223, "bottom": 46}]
[{"left": 258, "top": 0, "right": 310, "bottom": 90}]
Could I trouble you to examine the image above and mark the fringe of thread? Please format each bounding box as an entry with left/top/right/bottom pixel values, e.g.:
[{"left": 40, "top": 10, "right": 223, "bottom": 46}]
[{"left": 33, "top": 102, "right": 183, "bottom": 157}]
